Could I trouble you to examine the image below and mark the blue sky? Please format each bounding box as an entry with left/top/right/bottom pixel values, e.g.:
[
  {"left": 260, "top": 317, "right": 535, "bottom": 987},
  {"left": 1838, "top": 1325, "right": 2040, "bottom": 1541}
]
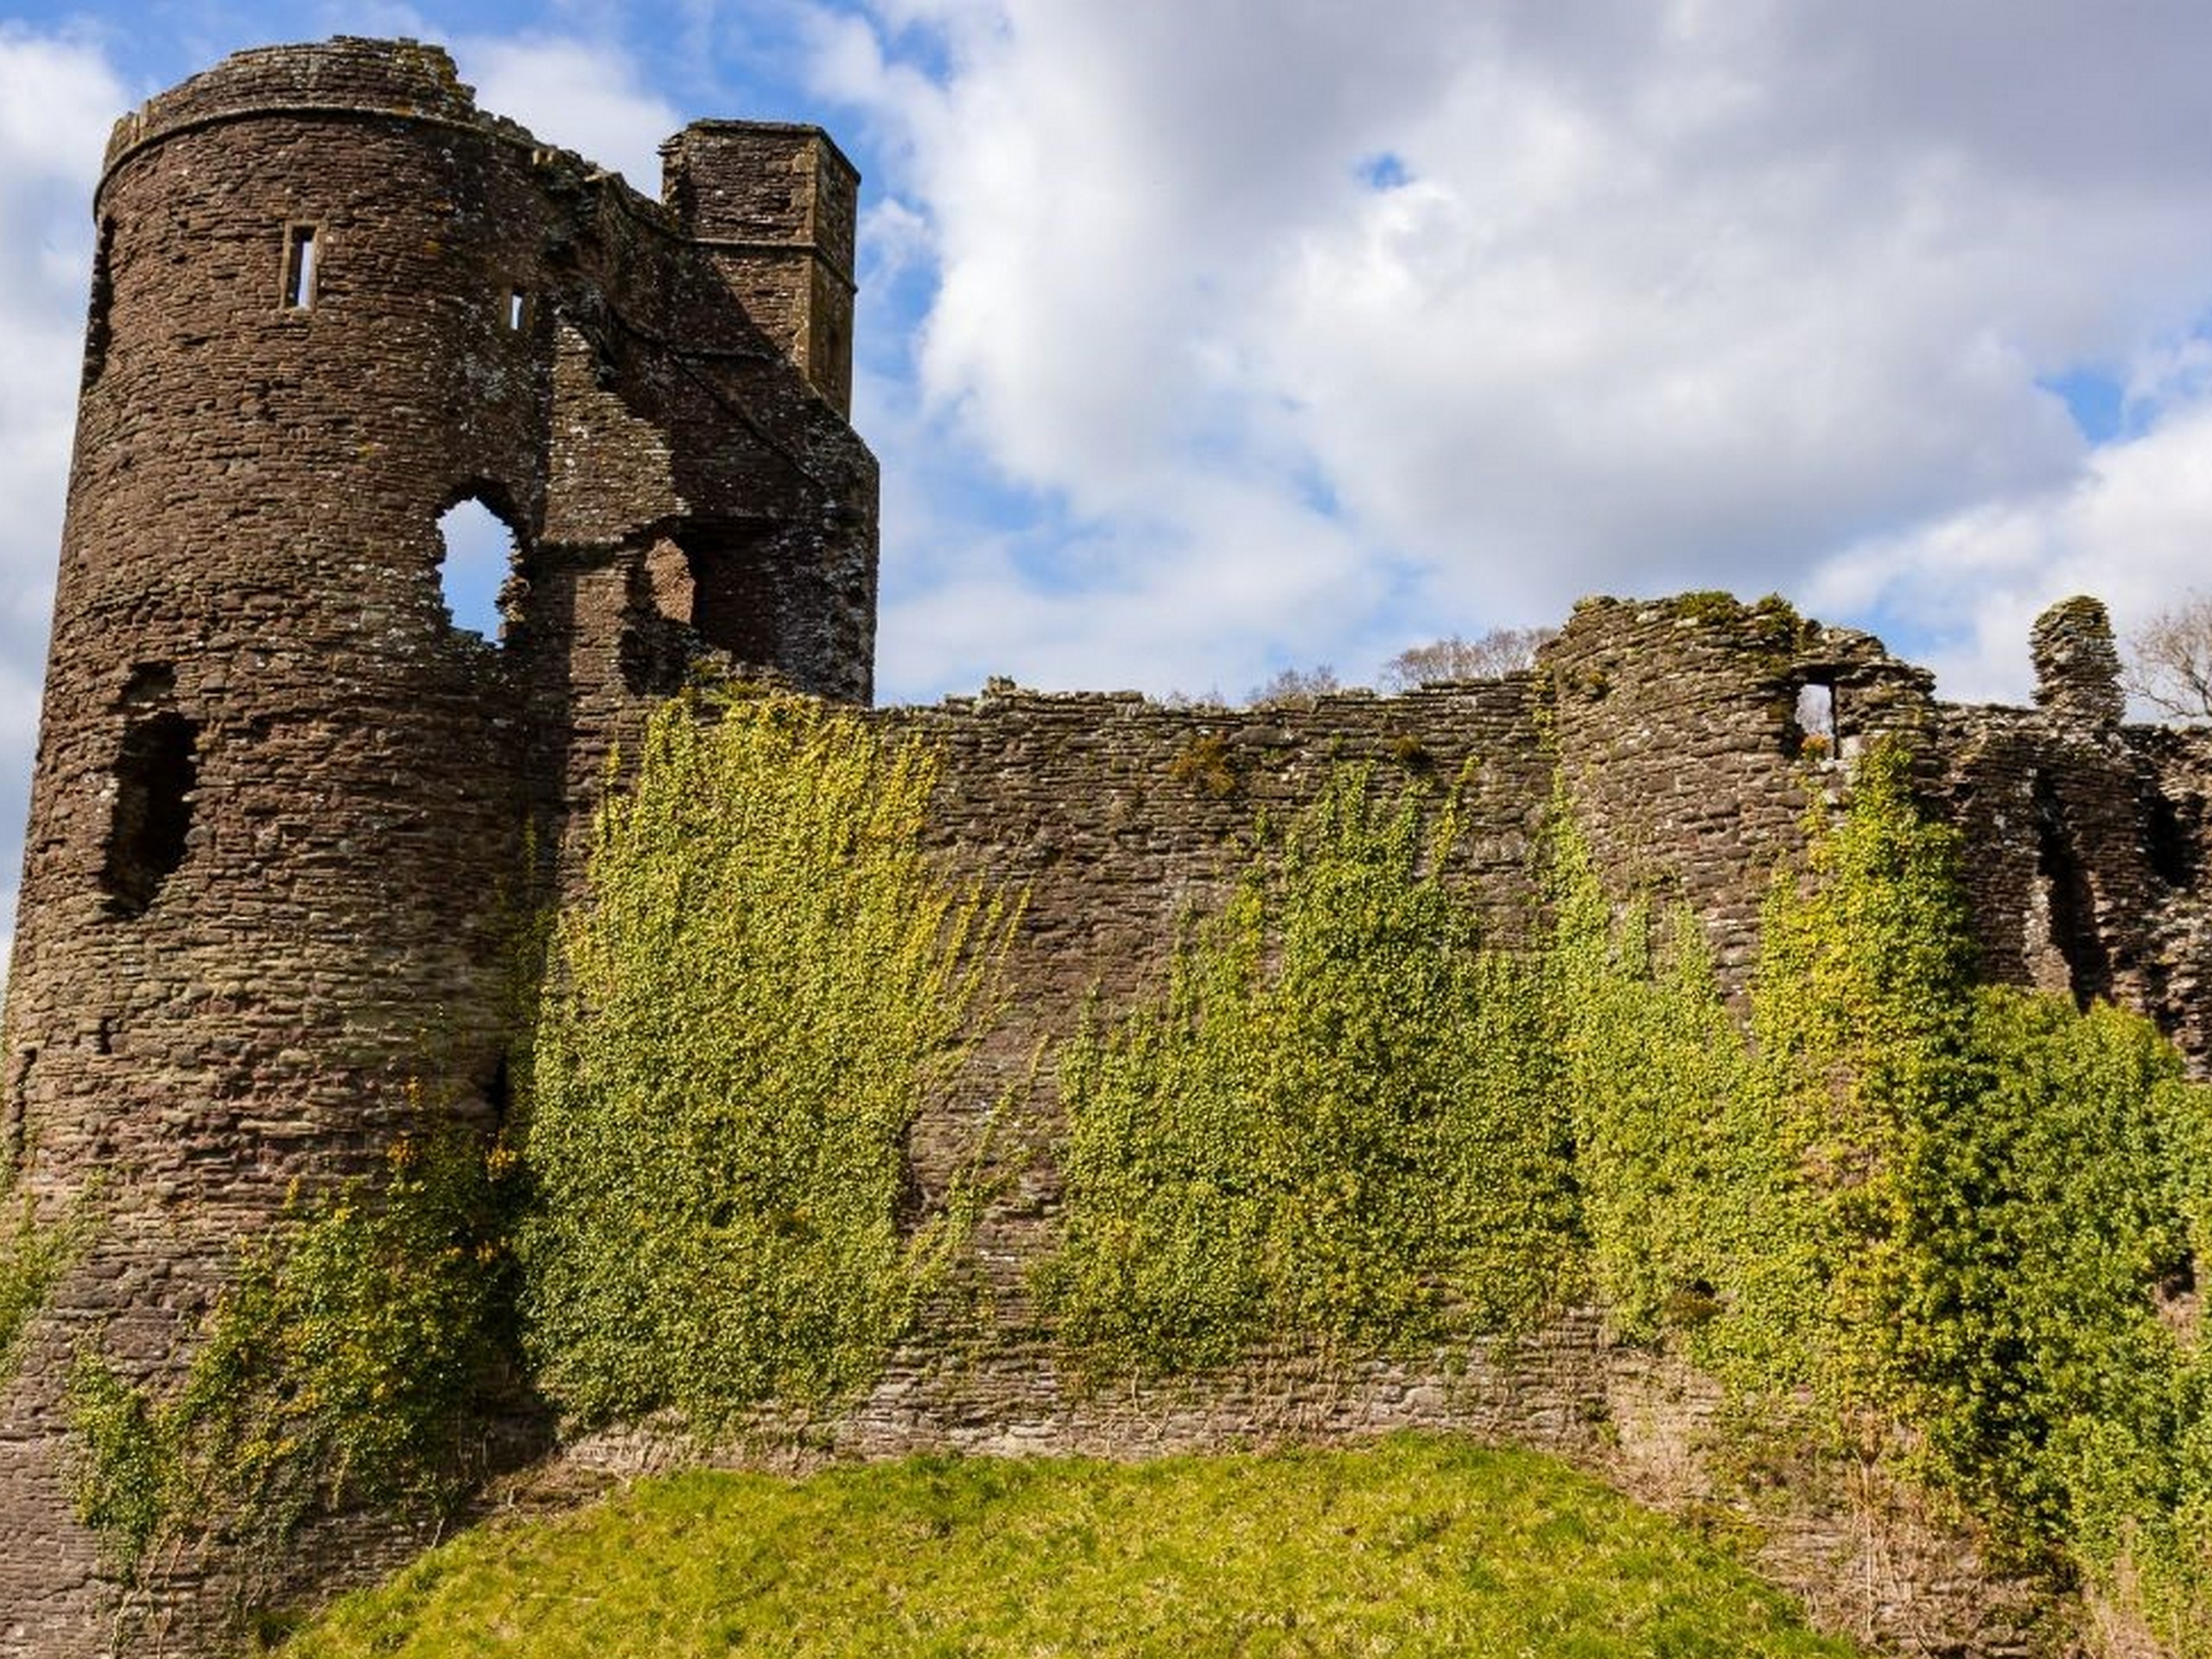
[{"left": 7, "top": 2, "right": 2212, "bottom": 964}]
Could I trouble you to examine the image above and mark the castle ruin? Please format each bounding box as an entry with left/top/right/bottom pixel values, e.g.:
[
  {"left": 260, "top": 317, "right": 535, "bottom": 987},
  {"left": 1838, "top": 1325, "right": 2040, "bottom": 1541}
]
[
  {"left": 0, "top": 37, "right": 874, "bottom": 1650},
  {"left": 4, "top": 35, "right": 2211, "bottom": 1658}
]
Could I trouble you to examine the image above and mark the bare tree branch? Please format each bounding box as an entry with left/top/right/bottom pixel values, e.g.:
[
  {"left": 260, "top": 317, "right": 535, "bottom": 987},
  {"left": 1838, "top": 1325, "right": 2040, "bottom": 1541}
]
[
  {"left": 1245, "top": 665, "right": 1343, "bottom": 709},
  {"left": 2124, "top": 594, "right": 2212, "bottom": 721},
  {"left": 1376, "top": 628, "right": 1557, "bottom": 692}
]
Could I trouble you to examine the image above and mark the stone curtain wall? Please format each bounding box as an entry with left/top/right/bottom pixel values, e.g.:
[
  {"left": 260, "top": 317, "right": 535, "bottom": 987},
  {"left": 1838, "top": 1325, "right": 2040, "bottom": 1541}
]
[
  {"left": 554, "top": 602, "right": 2156, "bottom": 1657},
  {"left": 882, "top": 594, "right": 2212, "bottom": 1105},
  {"left": 813, "top": 595, "right": 2198, "bottom": 1658},
  {"left": 873, "top": 594, "right": 2212, "bottom": 1322},
  {"left": 6, "top": 33, "right": 2212, "bottom": 1659}
]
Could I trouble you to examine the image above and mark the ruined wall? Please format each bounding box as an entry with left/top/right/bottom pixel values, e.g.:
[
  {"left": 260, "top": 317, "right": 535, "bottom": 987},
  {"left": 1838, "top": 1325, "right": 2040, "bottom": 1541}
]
[
  {"left": 880, "top": 593, "right": 2211, "bottom": 1076},
  {"left": 868, "top": 591, "right": 2212, "bottom": 1236},
  {"left": 551, "top": 606, "right": 2152, "bottom": 1658},
  {"left": 807, "top": 593, "right": 2202, "bottom": 1658},
  {"left": 8, "top": 32, "right": 2212, "bottom": 1659},
  {"left": 0, "top": 38, "right": 874, "bottom": 1657},
  {"left": 1930, "top": 598, "right": 2212, "bottom": 1069}
]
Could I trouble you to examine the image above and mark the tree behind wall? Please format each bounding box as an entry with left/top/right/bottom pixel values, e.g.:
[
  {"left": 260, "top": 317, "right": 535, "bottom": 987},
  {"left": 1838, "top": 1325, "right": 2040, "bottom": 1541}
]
[
  {"left": 2126, "top": 594, "right": 2212, "bottom": 721},
  {"left": 1378, "top": 629, "right": 1557, "bottom": 691}
]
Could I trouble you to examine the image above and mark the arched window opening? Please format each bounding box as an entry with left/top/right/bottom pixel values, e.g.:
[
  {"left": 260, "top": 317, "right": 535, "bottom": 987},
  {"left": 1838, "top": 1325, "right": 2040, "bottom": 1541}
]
[
  {"left": 121, "top": 661, "right": 175, "bottom": 706},
  {"left": 436, "top": 497, "right": 523, "bottom": 643},
  {"left": 1792, "top": 679, "right": 1838, "bottom": 758},
  {"left": 644, "top": 538, "right": 694, "bottom": 626},
  {"left": 101, "top": 710, "right": 200, "bottom": 918}
]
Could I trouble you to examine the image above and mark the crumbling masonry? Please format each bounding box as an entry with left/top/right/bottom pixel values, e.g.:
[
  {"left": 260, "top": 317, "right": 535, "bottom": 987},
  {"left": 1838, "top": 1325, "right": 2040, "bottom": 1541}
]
[
  {"left": 5, "top": 35, "right": 2211, "bottom": 1659},
  {"left": 0, "top": 37, "right": 875, "bottom": 1652}
]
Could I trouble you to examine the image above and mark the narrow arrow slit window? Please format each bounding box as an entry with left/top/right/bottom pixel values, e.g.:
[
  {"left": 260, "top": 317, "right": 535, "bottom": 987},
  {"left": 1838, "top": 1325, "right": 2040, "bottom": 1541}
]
[{"left": 282, "top": 224, "right": 318, "bottom": 310}]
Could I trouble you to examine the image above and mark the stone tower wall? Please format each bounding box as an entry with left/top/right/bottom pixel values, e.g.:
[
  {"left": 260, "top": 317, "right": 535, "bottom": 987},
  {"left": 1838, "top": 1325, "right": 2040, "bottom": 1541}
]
[
  {"left": 663, "top": 121, "right": 861, "bottom": 416},
  {"left": 0, "top": 38, "right": 875, "bottom": 1656}
]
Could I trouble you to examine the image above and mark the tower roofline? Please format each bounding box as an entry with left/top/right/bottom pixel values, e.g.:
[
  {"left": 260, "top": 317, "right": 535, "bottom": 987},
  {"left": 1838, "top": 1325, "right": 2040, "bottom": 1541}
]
[
  {"left": 662, "top": 118, "right": 861, "bottom": 187},
  {"left": 99, "top": 37, "right": 634, "bottom": 219}
]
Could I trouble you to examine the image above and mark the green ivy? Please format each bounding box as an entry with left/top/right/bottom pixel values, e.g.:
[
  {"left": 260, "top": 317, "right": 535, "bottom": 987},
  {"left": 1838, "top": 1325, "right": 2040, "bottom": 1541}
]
[
  {"left": 0, "top": 1189, "right": 86, "bottom": 1388},
  {"left": 1887, "top": 992, "right": 2211, "bottom": 1626},
  {"left": 1751, "top": 742, "right": 1980, "bottom": 1414},
  {"left": 1039, "top": 767, "right": 1583, "bottom": 1376},
  {"left": 517, "top": 690, "right": 1014, "bottom": 1427},
  {"left": 1554, "top": 741, "right": 2212, "bottom": 1643},
  {"left": 1542, "top": 817, "right": 1815, "bottom": 1391},
  {"left": 64, "top": 1115, "right": 512, "bottom": 1589},
  {"left": 63, "top": 1347, "right": 167, "bottom": 1573},
  {"left": 1749, "top": 749, "right": 2212, "bottom": 1637}
]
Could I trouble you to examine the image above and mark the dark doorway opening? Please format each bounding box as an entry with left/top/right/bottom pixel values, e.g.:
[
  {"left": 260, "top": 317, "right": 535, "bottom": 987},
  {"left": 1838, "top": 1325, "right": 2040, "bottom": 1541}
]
[{"left": 2032, "top": 771, "right": 2109, "bottom": 1007}]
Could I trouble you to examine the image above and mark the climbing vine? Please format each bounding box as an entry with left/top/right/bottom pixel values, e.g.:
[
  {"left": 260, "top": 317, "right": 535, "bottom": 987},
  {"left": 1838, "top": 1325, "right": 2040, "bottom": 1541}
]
[
  {"left": 1039, "top": 767, "right": 1582, "bottom": 1376},
  {"left": 1046, "top": 741, "right": 2211, "bottom": 1643},
  {"left": 65, "top": 1113, "right": 512, "bottom": 1590},
  {"left": 1541, "top": 814, "right": 1816, "bottom": 1392},
  {"left": 1555, "top": 742, "right": 2212, "bottom": 1642},
  {"left": 0, "top": 1190, "right": 86, "bottom": 1389},
  {"left": 517, "top": 690, "right": 1016, "bottom": 1427}
]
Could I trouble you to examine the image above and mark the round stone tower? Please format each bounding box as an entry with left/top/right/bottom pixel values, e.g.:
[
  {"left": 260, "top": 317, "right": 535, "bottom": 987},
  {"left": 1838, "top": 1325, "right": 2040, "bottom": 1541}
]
[{"left": 0, "top": 38, "right": 875, "bottom": 1653}]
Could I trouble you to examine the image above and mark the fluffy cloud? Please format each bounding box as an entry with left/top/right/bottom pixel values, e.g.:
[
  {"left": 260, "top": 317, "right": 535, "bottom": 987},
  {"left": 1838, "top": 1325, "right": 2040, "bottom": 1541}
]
[
  {"left": 817, "top": 0, "right": 2212, "bottom": 701},
  {"left": 1814, "top": 353, "right": 2212, "bottom": 706},
  {"left": 454, "top": 34, "right": 683, "bottom": 191},
  {"left": 0, "top": 27, "right": 128, "bottom": 976}
]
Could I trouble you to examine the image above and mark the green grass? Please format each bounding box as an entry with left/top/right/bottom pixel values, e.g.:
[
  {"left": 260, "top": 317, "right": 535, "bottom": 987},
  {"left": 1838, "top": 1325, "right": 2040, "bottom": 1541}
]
[{"left": 283, "top": 1435, "right": 1864, "bottom": 1657}]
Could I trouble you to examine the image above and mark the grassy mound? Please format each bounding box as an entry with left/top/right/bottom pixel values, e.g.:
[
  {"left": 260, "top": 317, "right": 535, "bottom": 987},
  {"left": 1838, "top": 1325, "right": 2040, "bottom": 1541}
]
[{"left": 283, "top": 1436, "right": 1863, "bottom": 1656}]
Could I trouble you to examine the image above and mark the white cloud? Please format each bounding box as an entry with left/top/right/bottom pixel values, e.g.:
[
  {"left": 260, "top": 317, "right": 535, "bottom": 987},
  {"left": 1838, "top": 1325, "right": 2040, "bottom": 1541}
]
[
  {"left": 13, "top": 4, "right": 2212, "bottom": 735},
  {"left": 0, "top": 29, "right": 124, "bottom": 977},
  {"left": 453, "top": 35, "right": 683, "bottom": 194},
  {"left": 818, "top": 0, "right": 2212, "bottom": 699},
  {"left": 1814, "top": 365, "right": 2212, "bottom": 705}
]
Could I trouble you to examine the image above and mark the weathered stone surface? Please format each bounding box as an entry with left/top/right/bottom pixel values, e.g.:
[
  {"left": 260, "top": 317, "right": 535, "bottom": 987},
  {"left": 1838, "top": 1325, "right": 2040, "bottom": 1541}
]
[
  {"left": 7, "top": 35, "right": 2210, "bottom": 1659},
  {"left": 2031, "top": 594, "right": 2127, "bottom": 729},
  {"left": 0, "top": 37, "right": 873, "bottom": 1656}
]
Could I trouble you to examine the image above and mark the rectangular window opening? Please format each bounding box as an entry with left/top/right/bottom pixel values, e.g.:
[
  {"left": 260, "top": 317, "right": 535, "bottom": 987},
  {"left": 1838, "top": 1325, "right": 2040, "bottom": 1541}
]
[
  {"left": 282, "top": 224, "right": 318, "bottom": 310},
  {"left": 508, "top": 289, "right": 527, "bottom": 330},
  {"left": 100, "top": 709, "right": 200, "bottom": 918}
]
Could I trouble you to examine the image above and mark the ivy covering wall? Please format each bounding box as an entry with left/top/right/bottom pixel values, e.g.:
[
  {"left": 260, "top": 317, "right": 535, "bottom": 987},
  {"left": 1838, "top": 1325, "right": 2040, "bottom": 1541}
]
[
  {"left": 1046, "top": 743, "right": 2211, "bottom": 1642},
  {"left": 1039, "top": 768, "right": 1581, "bottom": 1373},
  {"left": 0, "top": 1192, "right": 79, "bottom": 1388},
  {"left": 516, "top": 690, "right": 1015, "bottom": 1427},
  {"left": 1593, "top": 749, "right": 2208, "bottom": 1635},
  {"left": 66, "top": 1116, "right": 510, "bottom": 1599},
  {"left": 48, "top": 696, "right": 2212, "bottom": 1650}
]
